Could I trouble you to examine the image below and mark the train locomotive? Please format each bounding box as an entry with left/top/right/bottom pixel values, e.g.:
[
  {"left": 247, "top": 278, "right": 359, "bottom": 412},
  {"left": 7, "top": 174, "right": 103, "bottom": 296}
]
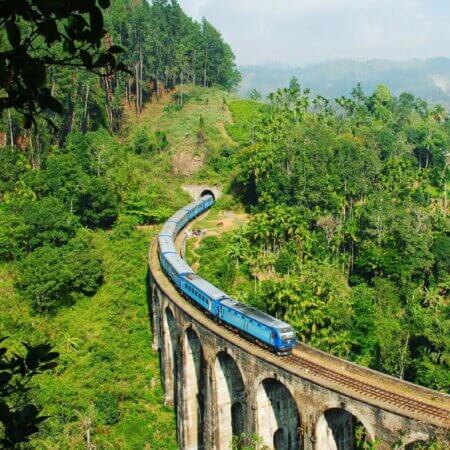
[{"left": 157, "top": 194, "right": 297, "bottom": 355}]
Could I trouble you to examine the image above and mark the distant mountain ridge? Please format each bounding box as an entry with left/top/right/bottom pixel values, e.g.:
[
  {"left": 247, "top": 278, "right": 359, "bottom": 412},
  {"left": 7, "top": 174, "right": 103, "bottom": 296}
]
[{"left": 238, "top": 58, "right": 450, "bottom": 107}]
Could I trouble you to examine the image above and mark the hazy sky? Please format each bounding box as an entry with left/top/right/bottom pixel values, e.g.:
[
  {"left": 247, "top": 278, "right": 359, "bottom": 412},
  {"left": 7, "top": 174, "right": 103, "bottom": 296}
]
[{"left": 177, "top": 0, "right": 450, "bottom": 66}]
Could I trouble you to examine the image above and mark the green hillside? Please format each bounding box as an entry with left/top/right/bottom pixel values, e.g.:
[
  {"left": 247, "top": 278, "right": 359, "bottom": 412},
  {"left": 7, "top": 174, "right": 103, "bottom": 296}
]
[
  {"left": 0, "top": 85, "right": 237, "bottom": 448},
  {"left": 0, "top": 1, "right": 449, "bottom": 448}
]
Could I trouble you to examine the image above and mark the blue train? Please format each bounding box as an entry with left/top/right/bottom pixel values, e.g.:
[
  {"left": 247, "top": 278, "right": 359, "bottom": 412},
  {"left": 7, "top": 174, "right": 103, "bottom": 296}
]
[{"left": 157, "top": 194, "right": 297, "bottom": 355}]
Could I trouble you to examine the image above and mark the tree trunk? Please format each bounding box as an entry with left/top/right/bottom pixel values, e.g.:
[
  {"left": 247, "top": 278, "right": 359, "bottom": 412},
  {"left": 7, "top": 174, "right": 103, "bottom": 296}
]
[
  {"left": 7, "top": 110, "right": 13, "bottom": 147},
  {"left": 135, "top": 62, "right": 140, "bottom": 114},
  {"left": 139, "top": 41, "right": 143, "bottom": 113},
  {"left": 192, "top": 50, "right": 196, "bottom": 84},
  {"left": 70, "top": 79, "right": 79, "bottom": 132},
  {"left": 203, "top": 48, "right": 208, "bottom": 87},
  {"left": 82, "top": 83, "right": 90, "bottom": 133}
]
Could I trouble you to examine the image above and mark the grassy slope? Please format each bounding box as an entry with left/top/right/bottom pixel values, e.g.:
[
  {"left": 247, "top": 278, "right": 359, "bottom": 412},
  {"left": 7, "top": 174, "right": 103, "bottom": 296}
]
[
  {"left": 0, "top": 85, "right": 237, "bottom": 449},
  {"left": 124, "top": 85, "right": 238, "bottom": 184}
]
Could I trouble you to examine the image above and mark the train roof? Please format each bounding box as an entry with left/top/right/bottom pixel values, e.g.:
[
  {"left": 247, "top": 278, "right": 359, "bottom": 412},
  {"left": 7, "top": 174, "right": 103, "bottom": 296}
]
[
  {"left": 160, "top": 221, "right": 177, "bottom": 237},
  {"left": 165, "top": 253, "right": 194, "bottom": 275},
  {"left": 158, "top": 236, "right": 177, "bottom": 254},
  {"left": 183, "top": 273, "right": 229, "bottom": 301},
  {"left": 181, "top": 195, "right": 213, "bottom": 213},
  {"left": 168, "top": 209, "right": 189, "bottom": 224},
  {"left": 182, "top": 199, "right": 202, "bottom": 212},
  {"left": 221, "top": 299, "right": 291, "bottom": 329}
]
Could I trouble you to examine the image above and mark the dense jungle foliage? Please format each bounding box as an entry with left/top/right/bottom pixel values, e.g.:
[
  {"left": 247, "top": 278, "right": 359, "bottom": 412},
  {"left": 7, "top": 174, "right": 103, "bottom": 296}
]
[{"left": 192, "top": 79, "right": 450, "bottom": 392}]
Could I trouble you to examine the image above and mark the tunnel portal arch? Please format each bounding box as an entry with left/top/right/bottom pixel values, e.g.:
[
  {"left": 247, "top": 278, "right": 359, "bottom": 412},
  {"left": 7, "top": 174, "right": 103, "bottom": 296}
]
[{"left": 200, "top": 189, "right": 215, "bottom": 200}]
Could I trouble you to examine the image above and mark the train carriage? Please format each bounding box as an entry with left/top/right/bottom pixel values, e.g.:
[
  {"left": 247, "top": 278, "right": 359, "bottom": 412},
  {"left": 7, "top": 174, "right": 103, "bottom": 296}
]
[
  {"left": 180, "top": 273, "right": 229, "bottom": 315},
  {"left": 157, "top": 193, "right": 297, "bottom": 355},
  {"left": 158, "top": 235, "right": 177, "bottom": 256},
  {"left": 159, "top": 221, "right": 177, "bottom": 239},
  {"left": 183, "top": 195, "right": 214, "bottom": 222},
  {"left": 219, "top": 299, "right": 296, "bottom": 354},
  {"left": 160, "top": 253, "right": 193, "bottom": 288}
]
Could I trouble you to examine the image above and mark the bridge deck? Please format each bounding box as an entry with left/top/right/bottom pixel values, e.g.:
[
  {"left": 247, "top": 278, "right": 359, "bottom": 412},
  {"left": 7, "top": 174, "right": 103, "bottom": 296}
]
[{"left": 149, "top": 213, "right": 450, "bottom": 430}]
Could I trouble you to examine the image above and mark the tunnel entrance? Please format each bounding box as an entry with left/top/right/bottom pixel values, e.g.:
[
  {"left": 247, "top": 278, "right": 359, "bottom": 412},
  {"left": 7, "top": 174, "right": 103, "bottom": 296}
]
[
  {"left": 183, "top": 328, "right": 205, "bottom": 450},
  {"left": 200, "top": 189, "right": 215, "bottom": 200},
  {"left": 214, "top": 352, "right": 245, "bottom": 449},
  {"left": 316, "top": 408, "right": 371, "bottom": 450},
  {"left": 255, "top": 378, "right": 300, "bottom": 450}
]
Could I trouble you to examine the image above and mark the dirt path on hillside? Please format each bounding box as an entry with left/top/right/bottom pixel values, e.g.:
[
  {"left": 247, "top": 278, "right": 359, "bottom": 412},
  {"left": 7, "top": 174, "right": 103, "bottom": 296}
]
[
  {"left": 184, "top": 209, "right": 248, "bottom": 269},
  {"left": 191, "top": 210, "right": 247, "bottom": 241}
]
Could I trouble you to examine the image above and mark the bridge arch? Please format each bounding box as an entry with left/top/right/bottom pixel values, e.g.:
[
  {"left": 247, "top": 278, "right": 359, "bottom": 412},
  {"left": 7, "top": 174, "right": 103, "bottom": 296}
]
[
  {"left": 162, "top": 306, "right": 178, "bottom": 405},
  {"left": 254, "top": 376, "right": 301, "bottom": 450},
  {"left": 213, "top": 350, "right": 246, "bottom": 449},
  {"left": 403, "top": 432, "right": 432, "bottom": 449},
  {"left": 315, "top": 403, "right": 374, "bottom": 450},
  {"left": 182, "top": 326, "right": 206, "bottom": 450}
]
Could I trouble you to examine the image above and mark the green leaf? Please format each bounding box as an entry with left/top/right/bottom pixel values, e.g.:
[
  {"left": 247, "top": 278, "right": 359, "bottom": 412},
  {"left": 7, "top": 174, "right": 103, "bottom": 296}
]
[
  {"left": 98, "top": 0, "right": 110, "bottom": 9},
  {"left": 38, "top": 92, "right": 63, "bottom": 114},
  {"left": 79, "top": 49, "right": 93, "bottom": 68},
  {"left": 37, "top": 20, "right": 60, "bottom": 44},
  {"left": 23, "top": 61, "right": 47, "bottom": 88},
  {"left": 6, "top": 20, "right": 21, "bottom": 47},
  {"left": 89, "top": 5, "right": 104, "bottom": 38},
  {"left": 106, "top": 45, "right": 123, "bottom": 54}
]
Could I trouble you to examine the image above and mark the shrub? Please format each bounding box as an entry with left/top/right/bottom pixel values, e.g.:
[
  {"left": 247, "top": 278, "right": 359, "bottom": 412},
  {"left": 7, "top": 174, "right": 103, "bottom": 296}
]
[
  {"left": 110, "top": 214, "right": 140, "bottom": 240},
  {"left": 0, "top": 206, "right": 29, "bottom": 260},
  {"left": 94, "top": 391, "right": 120, "bottom": 425},
  {"left": 16, "top": 232, "right": 103, "bottom": 312},
  {"left": 65, "top": 231, "right": 103, "bottom": 296},
  {"left": 23, "top": 197, "right": 79, "bottom": 250},
  {"left": 16, "top": 245, "right": 73, "bottom": 312},
  {"left": 133, "top": 130, "right": 151, "bottom": 155},
  {"left": 76, "top": 177, "right": 119, "bottom": 229}
]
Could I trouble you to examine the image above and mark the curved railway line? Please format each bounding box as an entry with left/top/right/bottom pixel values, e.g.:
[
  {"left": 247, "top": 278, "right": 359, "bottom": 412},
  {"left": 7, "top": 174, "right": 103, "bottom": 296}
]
[{"left": 149, "top": 205, "right": 450, "bottom": 433}]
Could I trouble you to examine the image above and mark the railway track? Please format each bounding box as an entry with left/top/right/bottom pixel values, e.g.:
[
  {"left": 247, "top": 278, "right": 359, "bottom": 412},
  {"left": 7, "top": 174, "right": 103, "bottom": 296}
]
[
  {"left": 283, "top": 352, "right": 449, "bottom": 423},
  {"left": 152, "top": 208, "right": 450, "bottom": 430}
]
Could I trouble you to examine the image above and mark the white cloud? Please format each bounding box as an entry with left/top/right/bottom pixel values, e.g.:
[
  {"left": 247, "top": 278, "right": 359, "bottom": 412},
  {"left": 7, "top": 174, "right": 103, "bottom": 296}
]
[{"left": 177, "top": 0, "right": 450, "bottom": 65}]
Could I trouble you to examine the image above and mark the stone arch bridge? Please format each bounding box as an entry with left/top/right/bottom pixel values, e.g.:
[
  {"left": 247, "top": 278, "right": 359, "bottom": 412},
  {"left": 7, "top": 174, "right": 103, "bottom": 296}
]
[{"left": 148, "top": 203, "right": 449, "bottom": 450}]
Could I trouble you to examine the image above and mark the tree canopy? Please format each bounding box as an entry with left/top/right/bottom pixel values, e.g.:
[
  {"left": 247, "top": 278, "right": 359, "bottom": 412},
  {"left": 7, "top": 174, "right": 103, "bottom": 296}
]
[{"left": 212, "top": 81, "right": 450, "bottom": 391}]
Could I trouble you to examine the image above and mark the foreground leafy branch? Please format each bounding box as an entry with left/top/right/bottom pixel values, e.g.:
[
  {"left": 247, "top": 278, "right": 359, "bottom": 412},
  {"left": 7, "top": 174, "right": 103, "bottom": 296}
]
[
  {"left": 0, "top": 0, "right": 128, "bottom": 128},
  {"left": 0, "top": 337, "right": 59, "bottom": 448}
]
